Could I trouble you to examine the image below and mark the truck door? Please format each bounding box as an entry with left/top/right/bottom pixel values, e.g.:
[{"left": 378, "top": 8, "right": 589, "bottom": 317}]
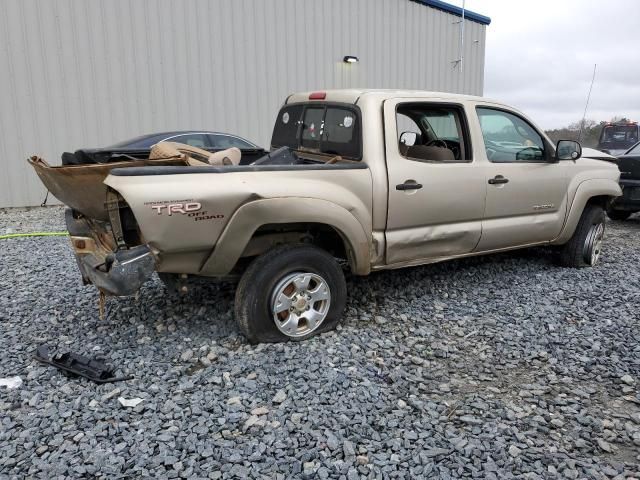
[
  {"left": 472, "top": 106, "right": 570, "bottom": 251},
  {"left": 383, "top": 99, "right": 486, "bottom": 265}
]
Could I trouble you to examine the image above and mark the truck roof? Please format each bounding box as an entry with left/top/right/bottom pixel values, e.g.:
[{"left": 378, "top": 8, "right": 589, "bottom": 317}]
[{"left": 285, "top": 89, "right": 504, "bottom": 107}]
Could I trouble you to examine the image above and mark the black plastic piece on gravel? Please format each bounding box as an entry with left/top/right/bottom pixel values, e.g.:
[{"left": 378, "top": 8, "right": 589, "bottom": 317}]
[{"left": 34, "top": 345, "right": 133, "bottom": 384}]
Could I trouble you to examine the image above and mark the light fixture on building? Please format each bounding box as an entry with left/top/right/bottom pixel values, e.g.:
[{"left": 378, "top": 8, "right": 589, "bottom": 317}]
[{"left": 343, "top": 56, "right": 359, "bottom": 64}]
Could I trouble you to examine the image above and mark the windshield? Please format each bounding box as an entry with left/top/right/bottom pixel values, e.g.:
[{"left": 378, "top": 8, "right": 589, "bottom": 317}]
[
  {"left": 599, "top": 125, "right": 638, "bottom": 147},
  {"left": 271, "top": 103, "right": 361, "bottom": 159},
  {"left": 626, "top": 142, "right": 640, "bottom": 155}
]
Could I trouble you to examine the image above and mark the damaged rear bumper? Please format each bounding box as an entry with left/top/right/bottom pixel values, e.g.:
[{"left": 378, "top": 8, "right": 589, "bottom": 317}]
[{"left": 65, "top": 209, "right": 155, "bottom": 296}]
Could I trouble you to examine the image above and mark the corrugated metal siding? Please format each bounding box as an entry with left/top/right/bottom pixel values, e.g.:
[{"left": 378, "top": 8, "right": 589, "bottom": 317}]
[{"left": 0, "top": 0, "right": 486, "bottom": 207}]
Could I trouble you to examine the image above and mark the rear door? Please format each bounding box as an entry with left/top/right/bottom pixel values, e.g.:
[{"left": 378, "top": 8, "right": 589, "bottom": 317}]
[
  {"left": 383, "top": 99, "right": 486, "bottom": 265},
  {"left": 473, "top": 106, "right": 570, "bottom": 251}
]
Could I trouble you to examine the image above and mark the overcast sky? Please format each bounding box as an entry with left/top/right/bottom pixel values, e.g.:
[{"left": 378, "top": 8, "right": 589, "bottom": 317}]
[{"left": 454, "top": 0, "right": 640, "bottom": 129}]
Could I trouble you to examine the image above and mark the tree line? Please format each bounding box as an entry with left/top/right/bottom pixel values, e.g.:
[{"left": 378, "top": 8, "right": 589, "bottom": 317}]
[{"left": 545, "top": 117, "right": 632, "bottom": 148}]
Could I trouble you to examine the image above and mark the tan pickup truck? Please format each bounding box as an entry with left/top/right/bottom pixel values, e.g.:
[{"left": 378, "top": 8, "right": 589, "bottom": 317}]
[{"left": 31, "top": 89, "right": 621, "bottom": 343}]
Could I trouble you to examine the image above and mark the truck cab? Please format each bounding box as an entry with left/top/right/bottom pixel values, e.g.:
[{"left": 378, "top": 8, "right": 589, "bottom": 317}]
[{"left": 597, "top": 121, "right": 640, "bottom": 156}]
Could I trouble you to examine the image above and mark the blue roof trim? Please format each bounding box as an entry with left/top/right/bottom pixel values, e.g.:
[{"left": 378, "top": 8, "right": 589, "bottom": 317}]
[{"left": 411, "top": 0, "right": 491, "bottom": 25}]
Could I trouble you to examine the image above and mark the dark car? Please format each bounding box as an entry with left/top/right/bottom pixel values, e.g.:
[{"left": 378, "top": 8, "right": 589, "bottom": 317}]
[
  {"left": 108, "top": 130, "right": 260, "bottom": 150},
  {"left": 597, "top": 121, "right": 640, "bottom": 157},
  {"left": 61, "top": 131, "right": 266, "bottom": 166},
  {"left": 607, "top": 141, "right": 640, "bottom": 220}
]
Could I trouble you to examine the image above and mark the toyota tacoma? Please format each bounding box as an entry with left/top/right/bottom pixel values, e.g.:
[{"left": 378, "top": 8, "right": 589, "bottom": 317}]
[{"left": 30, "top": 90, "right": 622, "bottom": 343}]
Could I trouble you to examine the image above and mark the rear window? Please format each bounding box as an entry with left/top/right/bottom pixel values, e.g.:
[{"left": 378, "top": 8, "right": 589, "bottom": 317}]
[{"left": 271, "top": 103, "right": 361, "bottom": 159}]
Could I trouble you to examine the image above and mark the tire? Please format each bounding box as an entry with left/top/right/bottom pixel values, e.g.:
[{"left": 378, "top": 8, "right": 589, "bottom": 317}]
[
  {"left": 234, "top": 244, "right": 347, "bottom": 343},
  {"left": 559, "top": 204, "right": 606, "bottom": 268},
  {"left": 606, "top": 208, "right": 631, "bottom": 221}
]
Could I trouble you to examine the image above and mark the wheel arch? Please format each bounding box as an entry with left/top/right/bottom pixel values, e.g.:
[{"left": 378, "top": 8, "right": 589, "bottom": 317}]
[
  {"left": 552, "top": 179, "right": 621, "bottom": 245},
  {"left": 199, "top": 198, "right": 372, "bottom": 276}
]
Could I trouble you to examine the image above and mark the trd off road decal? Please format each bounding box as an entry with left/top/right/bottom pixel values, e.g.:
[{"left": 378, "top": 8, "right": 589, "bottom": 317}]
[{"left": 144, "top": 200, "right": 224, "bottom": 222}]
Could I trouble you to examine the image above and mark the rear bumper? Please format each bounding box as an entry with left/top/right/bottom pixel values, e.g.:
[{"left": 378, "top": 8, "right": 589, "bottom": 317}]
[
  {"left": 65, "top": 209, "right": 155, "bottom": 296},
  {"left": 612, "top": 179, "right": 640, "bottom": 211}
]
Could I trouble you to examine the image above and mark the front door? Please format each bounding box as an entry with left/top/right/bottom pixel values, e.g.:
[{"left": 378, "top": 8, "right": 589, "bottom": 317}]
[
  {"left": 473, "top": 106, "right": 570, "bottom": 251},
  {"left": 383, "top": 99, "right": 486, "bottom": 265}
]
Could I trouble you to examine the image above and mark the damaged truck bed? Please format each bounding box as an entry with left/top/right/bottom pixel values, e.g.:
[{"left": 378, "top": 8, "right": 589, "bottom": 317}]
[{"left": 30, "top": 89, "right": 621, "bottom": 343}]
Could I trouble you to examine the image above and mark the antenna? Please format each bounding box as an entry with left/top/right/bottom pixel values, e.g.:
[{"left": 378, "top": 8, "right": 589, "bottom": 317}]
[
  {"left": 453, "top": 0, "right": 465, "bottom": 77},
  {"left": 578, "top": 64, "right": 597, "bottom": 142}
]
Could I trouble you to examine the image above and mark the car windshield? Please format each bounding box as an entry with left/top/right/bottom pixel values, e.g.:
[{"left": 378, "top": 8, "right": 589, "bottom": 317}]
[
  {"left": 599, "top": 125, "right": 638, "bottom": 145},
  {"left": 626, "top": 142, "right": 640, "bottom": 155}
]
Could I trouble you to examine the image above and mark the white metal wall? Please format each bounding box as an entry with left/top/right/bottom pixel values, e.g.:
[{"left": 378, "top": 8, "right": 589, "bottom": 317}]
[{"left": 0, "top": 0, "right": 486, "bottom": 207}]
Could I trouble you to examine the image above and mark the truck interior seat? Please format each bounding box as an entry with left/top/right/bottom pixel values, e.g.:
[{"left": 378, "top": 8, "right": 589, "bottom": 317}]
[
  {"left": 149, "top": 142, "right": 239, "bottom": 166},
  {"left": 208, "top": 147, "right": 241, "bottom": 166},
  {"left": 406, "top": 145, "right": 454, "bottom": 162}
]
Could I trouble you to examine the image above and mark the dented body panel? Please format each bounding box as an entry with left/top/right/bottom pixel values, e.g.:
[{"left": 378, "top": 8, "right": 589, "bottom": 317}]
[{"left": 31, "top": 89, "right": 621, "bottom": 297}]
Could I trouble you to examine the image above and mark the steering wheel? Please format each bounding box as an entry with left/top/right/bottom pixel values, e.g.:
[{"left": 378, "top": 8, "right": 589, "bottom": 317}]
[{"left": 426, "top": 139, "right": 448, "bottom": 149}]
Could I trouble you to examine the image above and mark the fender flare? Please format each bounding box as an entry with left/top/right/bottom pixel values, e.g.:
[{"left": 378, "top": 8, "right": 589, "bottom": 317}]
[
  {"left": 552, "top": 178, "right": 621, "bottom": 245},
  {"left": 199, "top": 198, "right": 372, "bottom": 276}
]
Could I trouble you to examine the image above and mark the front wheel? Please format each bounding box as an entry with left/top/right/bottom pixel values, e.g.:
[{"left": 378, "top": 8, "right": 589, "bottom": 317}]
[
  {"left": 558, "top": 204, "right": 606, "bottom": 268},
  {"left": 234, "top": 244, "right": 347, "bottom": 343}
]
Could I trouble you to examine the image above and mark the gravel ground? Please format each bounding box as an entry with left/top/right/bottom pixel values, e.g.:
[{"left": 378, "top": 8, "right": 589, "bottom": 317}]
[{"left": 1, "top": 206, "right": 639, "bottom": 479}]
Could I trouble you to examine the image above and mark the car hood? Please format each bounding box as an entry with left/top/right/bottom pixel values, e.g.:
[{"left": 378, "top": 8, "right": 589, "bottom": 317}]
[{"left": 581, "top": 147, "right": 617, "bottom": 162}]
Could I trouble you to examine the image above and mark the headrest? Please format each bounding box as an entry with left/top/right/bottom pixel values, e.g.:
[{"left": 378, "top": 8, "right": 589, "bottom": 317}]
[
  {"left": 406, "top": 145, "right": 455, "bottom": 162},
  {"left": 208, "top": 147, "right": 241, "bottom": 166},
  {"left": 149, "top": 142, "right": 213, "bottom": 166}
]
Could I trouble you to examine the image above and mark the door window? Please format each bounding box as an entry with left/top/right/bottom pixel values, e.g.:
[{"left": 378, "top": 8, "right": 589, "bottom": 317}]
[
  {"left": 476, "top": 108, "right": 546, "bottom": 162},
  {"left": 396, "top": 104, "right": 470, "bottom": 162},
  {"left": 166, "top": 133, "right": 211, "bottom": 148},
  {"left": 210, "top": 134, "right": 255, "bottom": 149}
]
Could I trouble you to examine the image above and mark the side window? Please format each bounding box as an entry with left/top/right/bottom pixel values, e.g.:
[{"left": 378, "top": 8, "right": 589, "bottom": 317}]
[
  {"left": 168, "top": 134, "right": 210, "bottom": 148},
  {"left": 476, "top": 108, "right": 545, "bottom": 162},
  {"left": 396, "top": 104, "right": 470, "bottom": 162},
  {"left": 210, "top": 134, "right": 255, "bottom": 149}
]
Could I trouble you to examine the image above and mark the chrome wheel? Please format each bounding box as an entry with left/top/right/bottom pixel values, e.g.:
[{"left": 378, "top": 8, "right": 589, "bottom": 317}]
[
  {"left": 583, "top": 222, "right": 605, "bottom": 266},
  {"left": 271, "top": 272, "right": 331, "bottom": 338}
]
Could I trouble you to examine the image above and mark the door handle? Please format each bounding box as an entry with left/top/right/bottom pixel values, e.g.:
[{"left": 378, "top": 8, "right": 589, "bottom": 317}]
[
  {"left": 488, "top": 175, "right": 509, "bottom": 185},
  {"left": 396, "top": 182, "right": 423, "bottom": 191}
]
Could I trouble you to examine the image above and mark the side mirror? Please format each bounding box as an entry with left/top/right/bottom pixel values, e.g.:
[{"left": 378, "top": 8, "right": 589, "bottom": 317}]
[
  {"left": 555, "top": 140, "right": 582, "bottom": 161},
  {"left": 399, "top": 131, "right": 418, "bottom": 147}
]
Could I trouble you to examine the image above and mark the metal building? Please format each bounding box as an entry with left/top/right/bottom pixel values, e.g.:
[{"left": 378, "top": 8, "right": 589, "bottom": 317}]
[{"left": 0, "top": 0, "right": 490, "bottom": 208}]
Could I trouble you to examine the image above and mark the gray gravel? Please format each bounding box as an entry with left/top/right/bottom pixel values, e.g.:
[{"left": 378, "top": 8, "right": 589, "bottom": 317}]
[{"left": 1, "top": 206, "right": 639, "bottom": 479}]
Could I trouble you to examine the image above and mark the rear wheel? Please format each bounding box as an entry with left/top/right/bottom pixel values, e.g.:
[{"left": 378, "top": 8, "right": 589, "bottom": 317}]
[
  {"left": 606, "top": 208, "right": 631, "bottom": 221},
  {"left": 559, "top": 204, "right": 606, "bottom": 268},
  {"left": 234, "top": 244, "right": 347, "bottom": 343}
]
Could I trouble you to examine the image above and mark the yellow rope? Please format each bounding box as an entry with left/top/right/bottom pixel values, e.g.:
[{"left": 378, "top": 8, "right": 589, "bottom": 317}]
[{"left": 0, "top": 231, "right": 69, "bottom": 240}]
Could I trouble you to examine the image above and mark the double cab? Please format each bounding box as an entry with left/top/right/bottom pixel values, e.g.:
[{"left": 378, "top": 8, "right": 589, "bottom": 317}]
[{"left": 31, "top": 89, "right": 621, "bottom": 343}]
